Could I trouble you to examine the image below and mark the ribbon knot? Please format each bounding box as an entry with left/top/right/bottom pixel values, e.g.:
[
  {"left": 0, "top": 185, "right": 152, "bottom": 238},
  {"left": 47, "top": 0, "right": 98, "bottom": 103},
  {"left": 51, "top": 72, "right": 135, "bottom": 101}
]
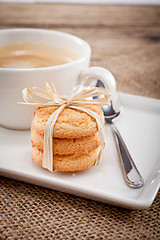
[
  {"left": 22, "top": 82, "right": 111, "bottom": 172},
  {"left": 65, "top": 97, "right": 72, "bottom": 106}
]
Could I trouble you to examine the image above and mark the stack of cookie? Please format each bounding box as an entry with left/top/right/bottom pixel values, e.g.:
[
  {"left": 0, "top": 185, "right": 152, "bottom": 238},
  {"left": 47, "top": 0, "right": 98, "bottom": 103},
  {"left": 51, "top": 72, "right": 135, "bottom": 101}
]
[{"left": 31, "top": 105, "right": 104, "bottom": 171}]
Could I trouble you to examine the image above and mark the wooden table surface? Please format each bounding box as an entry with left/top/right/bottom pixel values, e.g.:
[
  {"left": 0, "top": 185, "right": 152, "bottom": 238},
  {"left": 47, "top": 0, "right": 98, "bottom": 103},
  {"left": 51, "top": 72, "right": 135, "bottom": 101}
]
[{"left": 0, "top": 3, "right": 160, "bottom": 240}]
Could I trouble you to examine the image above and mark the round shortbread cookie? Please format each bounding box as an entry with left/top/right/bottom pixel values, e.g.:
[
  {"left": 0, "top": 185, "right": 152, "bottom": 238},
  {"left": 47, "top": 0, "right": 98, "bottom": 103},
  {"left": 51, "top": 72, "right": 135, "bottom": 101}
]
[
  {"left": 31, "top": 129, "right": 100, "bottom": 155},
  {"left": 32, "top": 105, "right": 104, "bottom": 138},
  {"left": 32, "top": 146, "right": 101, "bottom": 172}
]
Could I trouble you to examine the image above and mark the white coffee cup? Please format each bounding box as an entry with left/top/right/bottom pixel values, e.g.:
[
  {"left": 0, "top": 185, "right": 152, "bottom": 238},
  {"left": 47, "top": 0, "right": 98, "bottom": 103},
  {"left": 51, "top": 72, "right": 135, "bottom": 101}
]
[{"left": 0, "top": 28, "right": 116, "bottom": 130}]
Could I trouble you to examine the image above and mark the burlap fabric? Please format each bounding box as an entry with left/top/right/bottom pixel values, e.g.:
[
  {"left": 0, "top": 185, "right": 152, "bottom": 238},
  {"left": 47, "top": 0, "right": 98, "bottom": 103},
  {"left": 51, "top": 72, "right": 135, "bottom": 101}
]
[{"left": 0, "top": 177, "right": 159, "bottom": 239}]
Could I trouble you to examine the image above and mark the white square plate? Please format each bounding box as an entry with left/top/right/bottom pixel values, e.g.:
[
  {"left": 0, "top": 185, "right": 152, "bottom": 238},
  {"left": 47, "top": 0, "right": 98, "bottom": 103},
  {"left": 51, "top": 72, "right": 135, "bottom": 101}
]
[{"left": 0, "top": 93, "right": 160, "bottom": 209}]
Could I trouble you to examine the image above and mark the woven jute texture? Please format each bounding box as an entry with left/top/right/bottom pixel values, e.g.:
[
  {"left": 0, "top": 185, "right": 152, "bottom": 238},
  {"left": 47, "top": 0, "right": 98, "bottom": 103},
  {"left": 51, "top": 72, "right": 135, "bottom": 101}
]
[{"left": 0, "top": 177, "right": 159, "bottom": 239}]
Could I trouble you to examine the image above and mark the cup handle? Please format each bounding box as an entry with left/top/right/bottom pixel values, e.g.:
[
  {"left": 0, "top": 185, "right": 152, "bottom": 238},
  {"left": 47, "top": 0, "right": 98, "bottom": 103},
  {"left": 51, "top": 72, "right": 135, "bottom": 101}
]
[{"left": 78, "top": 66, "right": 116, "bottom": 95}]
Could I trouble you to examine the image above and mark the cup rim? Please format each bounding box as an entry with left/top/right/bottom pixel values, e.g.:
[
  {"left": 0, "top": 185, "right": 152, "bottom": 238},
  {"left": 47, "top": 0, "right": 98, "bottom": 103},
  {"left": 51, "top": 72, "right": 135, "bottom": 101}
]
[{"left": 0, "top": 28, "right": 91, "bottom": 72}]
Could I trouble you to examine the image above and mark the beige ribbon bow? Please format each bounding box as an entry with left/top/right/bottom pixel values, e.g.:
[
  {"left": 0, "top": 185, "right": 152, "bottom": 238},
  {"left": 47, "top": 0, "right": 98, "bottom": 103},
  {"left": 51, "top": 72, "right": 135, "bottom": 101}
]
[{"left": 22, "top": 82, "right": 111, "bottom": 171}]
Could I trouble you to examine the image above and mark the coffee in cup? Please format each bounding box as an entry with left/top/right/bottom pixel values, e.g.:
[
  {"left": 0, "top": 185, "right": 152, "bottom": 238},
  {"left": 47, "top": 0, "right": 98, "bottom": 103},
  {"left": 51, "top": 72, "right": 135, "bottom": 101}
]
[{"left": 0, "top": 42, "right": 80, "bottom": 69}]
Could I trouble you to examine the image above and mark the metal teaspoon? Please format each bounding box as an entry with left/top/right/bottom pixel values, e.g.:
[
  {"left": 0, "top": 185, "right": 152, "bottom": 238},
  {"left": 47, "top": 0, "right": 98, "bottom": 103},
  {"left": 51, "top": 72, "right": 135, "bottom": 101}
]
[{"left": 96, "top": 80, "right": 144, "bottom": 188}]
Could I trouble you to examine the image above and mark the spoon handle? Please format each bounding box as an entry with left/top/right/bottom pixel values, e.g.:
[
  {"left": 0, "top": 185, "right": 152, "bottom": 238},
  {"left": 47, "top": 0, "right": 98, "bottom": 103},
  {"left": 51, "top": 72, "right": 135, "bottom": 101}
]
[{"left": 111, "top": 123, "right": 144, "bottom": 188}]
